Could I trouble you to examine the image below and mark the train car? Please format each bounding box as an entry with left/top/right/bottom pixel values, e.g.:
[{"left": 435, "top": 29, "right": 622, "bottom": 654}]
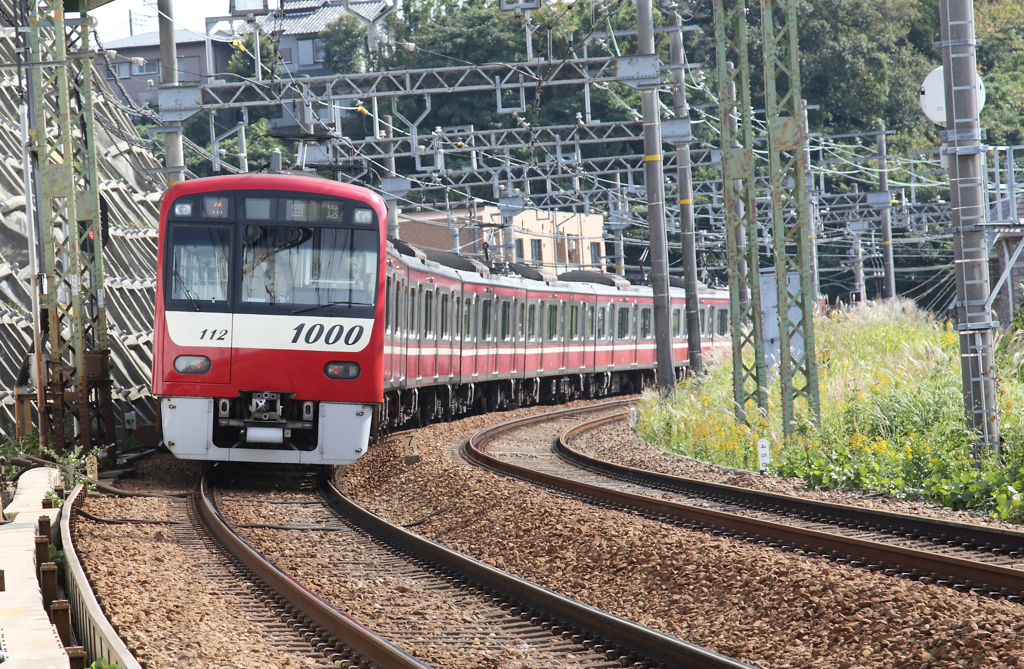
[{"left": 153, "top": 172, "right": 731, "bottom": 466}]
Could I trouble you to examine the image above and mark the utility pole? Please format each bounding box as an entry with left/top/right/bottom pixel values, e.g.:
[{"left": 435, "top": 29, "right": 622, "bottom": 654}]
[
  {"left": 382, "top": 114, "right": 399, "bottom": 238},
  {"left": 611, "top": 173, "right": 626, "bottom": 277},
  {"left": 851, "top": 183, "right": 864, "bottom": 303},
  {"left": 803, "top": 100, "right": 821, "bottom": 305},
  {"left": 760, "top": 0, "right": 820, "bottom": 435},
  {"left": 158, "top": 0, "right": 185, "bottom": 185},
  {"left": 714, "top": 0, "right": 768, "bottom": 421},
  {"left": 667, "top": 9, "right": 702, "bottom": 376},
  {"left": 876, "top": 119, "right": 896, "bottom": 299},
  {"left": 637, "top": 0, "right": 675, "bottom": 390},
  {"left": 938, "top": 0, "right": 999, "bottom": 457}
]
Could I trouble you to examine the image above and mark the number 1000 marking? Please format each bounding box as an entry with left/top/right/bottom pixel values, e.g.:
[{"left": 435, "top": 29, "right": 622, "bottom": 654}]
[{"left": 291, "top": 322, "right": 365, "bottom": 346}]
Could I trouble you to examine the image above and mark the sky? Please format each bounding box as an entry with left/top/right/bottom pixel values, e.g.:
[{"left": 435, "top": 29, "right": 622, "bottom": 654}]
[{"left": 91, "top": 0, "right": 278, "bottom": 44}]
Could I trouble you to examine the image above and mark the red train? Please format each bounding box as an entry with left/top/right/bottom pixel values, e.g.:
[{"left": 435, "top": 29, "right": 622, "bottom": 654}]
[{"left": 153, "top": 173, "right": 730, "bottom": 465}]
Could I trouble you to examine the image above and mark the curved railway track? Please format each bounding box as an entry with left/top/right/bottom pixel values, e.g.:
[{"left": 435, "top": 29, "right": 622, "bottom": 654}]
[
  {"left": 205, "top": 465, "right": 753, "bottom": 669},
  {"left": 464, "top": 400, "right": 1024, "bottom": 603}
]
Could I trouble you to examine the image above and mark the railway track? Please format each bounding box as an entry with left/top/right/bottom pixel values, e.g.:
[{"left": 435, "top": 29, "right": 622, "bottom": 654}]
[
  {"left": 464, "top": 400, "right": 1024, "bottom": 603},
  {"left": 207, "top": 465, "right": 753, "bottom": 669}
]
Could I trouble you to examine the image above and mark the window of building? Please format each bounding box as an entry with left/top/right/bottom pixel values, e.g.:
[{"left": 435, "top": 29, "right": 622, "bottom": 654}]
[
  {"left": 424, "top": 290, "right": 434, "bottom": 336},
  {"left": 501, "top": 301, "right": 511, "bottom": 340},
  {"left": 440, "top": 293, "right": 449, "bottom": 338},
  {"left": 530, "top": 239, "right": 543, "bottom": 266},
  {"left": 131, "top": 60, "right": 158, "bottom": 76},
  {"left": 590, "top": 241, "right": 602, "bottom": 267},
  {"left": 547, "top": 304, "right": 559, "bottom": 340},
  {"left": 528, "top": 304, "right": 536, "bottom": 340},
  {"left": 597, "top": 307, "right": 606, "bottom": 339},
  {"left": 107, "top": 62, "right": 131, "bottom": 79},
  {"left": 278, "top": 47, "right": 292, "bottom": 64},
  {"left": 617, "top": 306, "right": 629, "bottom": 339},
  {"left": 718, "top": 308, "right": 729, "bottom": 337},
  {"left": 297, "top": 39, "right": 324, "bottom": 65},
  {"left": 481, "top": 299, "right": 492, "bottom": 341},
  {"left": 515, "top": 239, "right": 524, "bottom": 261},
  {"left": 640, "top": 308, "right": 652, "bottom": 339}
]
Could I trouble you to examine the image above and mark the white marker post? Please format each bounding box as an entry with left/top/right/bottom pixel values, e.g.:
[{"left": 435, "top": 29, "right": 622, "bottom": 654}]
[{"left": 757, "top": 438, "right": 771, "bottom": 474}]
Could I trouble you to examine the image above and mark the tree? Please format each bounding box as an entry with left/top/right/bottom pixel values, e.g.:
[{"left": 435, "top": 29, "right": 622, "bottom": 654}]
[
  {"left": 321, "top": 14, "right": 369, "bottom": 74},
  {"left": 226, "top": 32, "right": 280, "bottom": 81}
]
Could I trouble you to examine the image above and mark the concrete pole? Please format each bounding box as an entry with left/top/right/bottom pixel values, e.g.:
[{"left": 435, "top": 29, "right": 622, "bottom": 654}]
[
  {"left": 239, "top": 108, "right": 249, "bottom": 172},
  {"left": 876, "top": 120, "right": 895, "bottom": 299},
  {"left": 383, "top": 114, "right": 399, "bottom": 239},
  {"left": 727, "top": 63, "right": 748, "bottom": 309},
  {"left": 611, "top": 172, "right": 626, "bottom": 276},
  {"left": 853, "top": 233, "right": 865, "bottom": 303},
  {"left": 939, "top": 0, "right": 999, "bottom": 455},
  {"left": 668, "top": 11, "right": 702, "bottom": 376},
  {"left": 637, "top": 0, "right": 674, "bottom": 390},
  {"left": 158, "top": 0, "right": 184, "bottom": 185}
]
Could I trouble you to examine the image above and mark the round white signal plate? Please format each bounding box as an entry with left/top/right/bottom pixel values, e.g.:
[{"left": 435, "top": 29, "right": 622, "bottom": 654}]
[{"left": 919, "top": 66, "right": 986, "bottom": 128}]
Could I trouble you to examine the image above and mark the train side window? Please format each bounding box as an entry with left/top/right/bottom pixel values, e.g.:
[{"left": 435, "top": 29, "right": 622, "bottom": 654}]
[
  {"left": 518, "top": 302, "right": 525, "bottom": 338},
  {"left": 699, "top": 307, "right": 706, "bottom": 335},
  {"left": 528, "top": 304, "right": 536, "bottom": 340},
  {"left": 385, "top": 277, "right": 392, "bottom": 334},
  {"left": 481, "top": 299, "right": 492, "bottom": 341},
  {"left": 409, "top": 288, "right": 417, "bottom": 336},
  {"left": 597, "top": 307, "right": 606, "bottom": 339},
  {"left": 706, "top": 307, "right": 714, "bottom": 339},
  {"left": 567, "top": 305, "right": 578, "bottom": 341},
  {"left": 454, "top": 297, "right": 462, "bottom": 338},
  {"left": 463, "top": 298, "right": 473, "bottom": 341},
  {"left": 672, "top": 308, "right": 680, "bottom": 339},
  {"left": 500, "top": 301, "right": 511, "bottom": 340},
  {"left": 547, "top": 304, "right": 559, "bottom": 340},
  {"left": 641, "top": 308, "right": 652, "bottom": 339},
  {"left": 587, "top": 305, "right": 594, "bottom": 339},
  {"left": 718, "top": 308, "right": 729, "bottom": 336},
  {"left": 440, "top": 293, "right": 449, "bottom": 339},
  {"left": 616, "top": 306, "right": 629, "bottom": 339},
  {"left": 424, "top": 290, "right": 434, "bottom": 337}
]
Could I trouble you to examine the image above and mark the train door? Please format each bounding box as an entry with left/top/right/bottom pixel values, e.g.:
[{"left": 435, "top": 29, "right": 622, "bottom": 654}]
[
  {"left": 498, "top": 298, "right": 512, "bottom": 377},
  {"left": 394, "top": 276, "right": 406, "bottom": 383},
  {"left": 584, "top": 301, "right": 596, "bottom": 371},
  {"left": 513, "top": 299, "right": 524, "bottom": 374},
  {"left": 453, "top": 293, "right": 463, "bottom": 379},
  {"left": 423, "top": 288, "right": 437, "bottom": 379},
  {"left": 438, "top": 290, "right": 451, "bottom": 380},
  {"left": 407, "top": 284, "right": 420, "bottom": 381},
  {"left": 560, "top": 299, "right": 568, "bottom": 370},
  {"left": 462, "top": 293, "right": 477, "bottom": 380}
]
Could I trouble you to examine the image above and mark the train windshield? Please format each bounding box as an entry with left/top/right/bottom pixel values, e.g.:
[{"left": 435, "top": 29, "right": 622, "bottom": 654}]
[
  {"left": 240, "top": 225, "right": 378, "bottom": 307},
  {"left": 169, "top": 226, "right": 232, "bottom": 304}
]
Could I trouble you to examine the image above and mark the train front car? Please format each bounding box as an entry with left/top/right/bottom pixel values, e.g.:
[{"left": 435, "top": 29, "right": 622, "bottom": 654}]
[{"left": 153, "top": 174, "right": 387, "bottom": 465}]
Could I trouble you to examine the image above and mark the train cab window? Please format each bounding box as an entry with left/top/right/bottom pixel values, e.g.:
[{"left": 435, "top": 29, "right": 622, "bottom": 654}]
[
  {"left": 616, "top": 306, "right": 629, "bottom": 339},
  {"left": 568, "top": 305, "right": 579, "bottom": 341},
  {"left": 672, "top": 309, "right": 680, "bottom": 339},
  {"left": 501, "top": 301, "right": 511, "bottom": 341},
  {"left": 481, "top": 299, "right": 492, "bottom": 341},
  {"left": 463, "top": 299, "right": 473, "bottom": 341},
  {"left": 717, "top": 308, "right": 729, "bottom": 337},
  {"left": 240, "top": 226, "right": 377, "bottom": 308},
  {"left": 168, "top": 225, "right": 231, "bottom": 306},
  {"left": 440, "top": 293, "right": 450, "bottom": 339},
  {"left": 597, "top": 307, "right": 606, "bottom": 339},
  {"left": 547, "top": 304, "right": 559, "bottom": 340},
  {"left": 424, "top": 291, "right": 434, "bottom": 337},
  {"left": 528, "top": 304, "right": 537, "bottom": 340},
  {"left": 640, "top": 308, "right": 652, "bottom": 339}
]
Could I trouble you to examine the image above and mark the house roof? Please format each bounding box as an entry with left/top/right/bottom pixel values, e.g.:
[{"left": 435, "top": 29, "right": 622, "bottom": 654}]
[
  {"left": 247, "top": 0, "right": 389, "bottom": 36},
  {"left": 105, "top": 28, "right": 211, "bottom": 50}
]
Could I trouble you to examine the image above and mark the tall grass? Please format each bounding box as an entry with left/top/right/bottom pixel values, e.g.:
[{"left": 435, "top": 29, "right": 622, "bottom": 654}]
[{"left": 636, "top": 299, "right": 1024, "bottom": 520}]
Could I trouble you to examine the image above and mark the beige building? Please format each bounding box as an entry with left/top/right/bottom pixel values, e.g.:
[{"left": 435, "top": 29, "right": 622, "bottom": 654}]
[{"left": 397, "top": 205, "right": 608, "bottom": 274}]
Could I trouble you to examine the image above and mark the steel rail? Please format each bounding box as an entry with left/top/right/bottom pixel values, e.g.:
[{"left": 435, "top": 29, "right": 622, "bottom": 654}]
[
  {"left": 463, "top": 404, "right": 1024, "bottom": 600},
  {"left": 317, "top": 452, "right": 753, "bottom": 669},
  {"left": 196, "top": 476, "right": 431, "bottom": 669}
]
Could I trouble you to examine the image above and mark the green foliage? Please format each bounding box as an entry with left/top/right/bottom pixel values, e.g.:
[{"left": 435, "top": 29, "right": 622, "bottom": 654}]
[
  {"left": 43, "top": 443, "right": 102, "bottom": 494},
  {"left": 89, "top": 659, "right": 121, "bottom": 669},
  {"left": 1, "top": 431, "right": 40, "bottom": 479},
  {"left": 226, "top": 33, "right": 280, "bottom": 81},
  {"left": 637, "top": 300, "right": 1024, "bottom": 522},
  {"left": 321, "top": 14, "right": 370, "bottom": 74}
]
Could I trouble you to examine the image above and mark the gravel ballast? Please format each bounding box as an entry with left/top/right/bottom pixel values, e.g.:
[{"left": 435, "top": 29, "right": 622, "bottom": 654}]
[{"left": 338, "top": 403, "right": 1024, "bottom": 669}]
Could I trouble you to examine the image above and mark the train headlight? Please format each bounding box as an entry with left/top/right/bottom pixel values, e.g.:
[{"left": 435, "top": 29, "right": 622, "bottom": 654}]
[
  {"left": 174, "top": 355, "right": 211, "bottom": 374},
  {"left": 324, "top": 361, "right": 360, "bottom": 380},
  {"left": 353, "top": 208, "right": 373, "bottom": 224},
  {"left": 173, "top": 201, "right": 193, "bottom": 217}
]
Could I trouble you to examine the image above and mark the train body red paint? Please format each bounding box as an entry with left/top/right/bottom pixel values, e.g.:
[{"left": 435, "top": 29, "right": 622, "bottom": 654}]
[{"left": 153, "top": 174, "right": 730, "bottom": 465}]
